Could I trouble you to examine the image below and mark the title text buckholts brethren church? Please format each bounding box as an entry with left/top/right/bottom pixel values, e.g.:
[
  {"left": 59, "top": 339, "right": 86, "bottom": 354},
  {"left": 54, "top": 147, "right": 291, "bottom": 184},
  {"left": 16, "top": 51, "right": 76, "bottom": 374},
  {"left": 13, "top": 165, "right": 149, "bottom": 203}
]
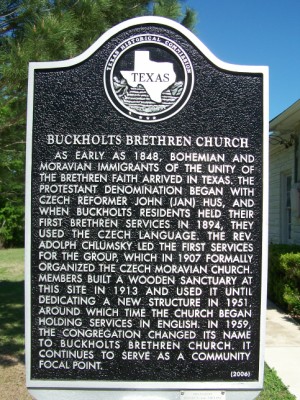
[
  {"left": 45, "top": 132, "right": 250, "bottom": 148},
  {"left": 25, "top": 15, "right": 268, "bottom": 398}
]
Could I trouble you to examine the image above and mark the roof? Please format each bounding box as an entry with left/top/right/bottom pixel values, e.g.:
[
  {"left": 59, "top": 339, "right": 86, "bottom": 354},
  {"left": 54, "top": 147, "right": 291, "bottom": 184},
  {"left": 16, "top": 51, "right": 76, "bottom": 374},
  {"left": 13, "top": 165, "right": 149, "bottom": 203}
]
[{"left": 270, "top": 99, "right": 300, "bottom": 134}]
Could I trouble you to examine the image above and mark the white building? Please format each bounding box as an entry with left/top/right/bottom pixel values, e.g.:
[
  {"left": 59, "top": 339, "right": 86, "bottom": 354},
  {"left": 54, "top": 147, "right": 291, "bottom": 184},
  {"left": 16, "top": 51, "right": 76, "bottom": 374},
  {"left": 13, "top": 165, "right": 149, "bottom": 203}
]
[{"left": 269, "top": 100, "right": 300, "bottom": 243}]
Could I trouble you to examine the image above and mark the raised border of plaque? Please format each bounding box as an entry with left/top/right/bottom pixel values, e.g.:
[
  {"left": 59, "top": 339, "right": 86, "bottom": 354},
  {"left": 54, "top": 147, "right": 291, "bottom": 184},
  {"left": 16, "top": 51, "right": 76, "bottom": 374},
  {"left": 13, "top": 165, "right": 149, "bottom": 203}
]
[{"left": 25, "top": 15, "right": 269, "bottom": 398}]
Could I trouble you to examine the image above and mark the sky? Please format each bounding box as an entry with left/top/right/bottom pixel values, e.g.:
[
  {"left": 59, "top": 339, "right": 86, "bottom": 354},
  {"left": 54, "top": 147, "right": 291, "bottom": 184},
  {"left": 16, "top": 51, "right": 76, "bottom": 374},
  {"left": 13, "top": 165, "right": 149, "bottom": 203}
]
[{"left": 185, "top": 0, "right": 300, "bottom": 120}]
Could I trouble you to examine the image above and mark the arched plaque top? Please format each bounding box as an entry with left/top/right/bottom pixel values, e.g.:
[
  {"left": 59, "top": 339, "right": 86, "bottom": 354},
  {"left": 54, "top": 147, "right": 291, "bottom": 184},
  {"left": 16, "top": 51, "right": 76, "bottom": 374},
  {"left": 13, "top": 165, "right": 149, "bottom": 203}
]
[{"left": 29, "top": 16, "right": 268, "bottom": 75}]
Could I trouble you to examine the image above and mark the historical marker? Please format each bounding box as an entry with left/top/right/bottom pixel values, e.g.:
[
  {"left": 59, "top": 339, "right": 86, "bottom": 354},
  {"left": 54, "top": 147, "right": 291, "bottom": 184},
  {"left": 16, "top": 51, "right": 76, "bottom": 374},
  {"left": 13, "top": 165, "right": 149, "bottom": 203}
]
[{"left": 25, "top": 16, "right": 268, "bottom": 400}]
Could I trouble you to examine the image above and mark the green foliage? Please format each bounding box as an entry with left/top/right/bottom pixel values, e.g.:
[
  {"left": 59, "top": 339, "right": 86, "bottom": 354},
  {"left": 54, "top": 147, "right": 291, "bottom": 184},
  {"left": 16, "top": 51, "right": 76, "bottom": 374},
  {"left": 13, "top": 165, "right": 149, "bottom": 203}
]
[
  {"left": 181, "top": 8, "right": 197, "bottom": 30},
  {"left": 283, "top": 285, "right": 300, "bottom": 315},
  {"left": 0, "top": 99, "right": 25, "bottom": 247},
  {"left": 280, "top": 252, "right": 300, "bottom": 314},
  {"left": 281, "top": 252, "right": 300, "bottom": 282},
  {"left": 0, "top": 0, "right": 196, "bottom": 248},
  {"left": 151, "top": 0, "right": 196, "bottom": 29},
  {"left": 268, "top": 244, "right": 300, "bottom": 315},
  {"left": 0, "top": 204, "right": 24, "bottom": 248}
]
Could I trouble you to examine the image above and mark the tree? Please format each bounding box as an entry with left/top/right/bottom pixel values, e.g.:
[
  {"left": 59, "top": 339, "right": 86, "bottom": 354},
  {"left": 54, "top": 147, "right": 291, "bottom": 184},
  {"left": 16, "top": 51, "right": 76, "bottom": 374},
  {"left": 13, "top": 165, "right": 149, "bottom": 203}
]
[{"left": 0, "top": 0, "right": 196, "bottom": 247}]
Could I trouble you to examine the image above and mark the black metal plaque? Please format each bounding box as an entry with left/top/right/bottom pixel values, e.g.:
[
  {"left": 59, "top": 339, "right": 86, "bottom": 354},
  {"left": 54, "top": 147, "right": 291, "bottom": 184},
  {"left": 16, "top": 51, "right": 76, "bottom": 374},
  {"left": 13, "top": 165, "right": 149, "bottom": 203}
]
[{"left": 26, "top": 17, "right": 268, "bottom": 391}]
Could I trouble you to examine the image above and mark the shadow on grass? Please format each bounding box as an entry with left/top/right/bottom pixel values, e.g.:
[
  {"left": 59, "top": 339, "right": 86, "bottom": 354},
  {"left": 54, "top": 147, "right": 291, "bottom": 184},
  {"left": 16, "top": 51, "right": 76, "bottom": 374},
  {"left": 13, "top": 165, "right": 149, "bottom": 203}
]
[{"left": 0, "top": 280, "right": 25, "bottom": 366}]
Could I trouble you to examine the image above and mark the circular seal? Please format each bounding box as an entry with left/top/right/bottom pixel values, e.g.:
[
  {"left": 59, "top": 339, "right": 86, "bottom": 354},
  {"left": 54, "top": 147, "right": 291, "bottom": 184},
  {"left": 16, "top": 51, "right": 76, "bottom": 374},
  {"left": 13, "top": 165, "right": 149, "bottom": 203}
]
[{"left": 104, "top": 34, "right": 194, "bottom": 123}]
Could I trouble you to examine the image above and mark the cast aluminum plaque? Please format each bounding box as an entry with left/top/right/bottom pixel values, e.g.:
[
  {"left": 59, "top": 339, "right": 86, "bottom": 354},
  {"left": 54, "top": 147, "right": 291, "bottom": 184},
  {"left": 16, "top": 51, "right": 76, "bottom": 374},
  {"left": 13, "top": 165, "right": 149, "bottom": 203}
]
[{"left": 25, "top": 16, "right": 269, "bottom": 394}]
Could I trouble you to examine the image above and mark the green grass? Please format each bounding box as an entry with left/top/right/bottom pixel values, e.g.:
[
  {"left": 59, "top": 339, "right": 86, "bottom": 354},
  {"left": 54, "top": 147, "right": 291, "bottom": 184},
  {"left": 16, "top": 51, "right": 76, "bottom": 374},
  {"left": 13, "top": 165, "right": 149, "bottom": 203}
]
[
  {"left": 258, "top": 365, "right": 296, "bottom": 399},
  {"left": 0, "top": 248, "right": 24, "bottom": 280},
  {"left": 0, "top": 248, "right": 25, "bottom": 364},
  {"left": 0, "top": 249, "right": 297, "bottom": 399}
]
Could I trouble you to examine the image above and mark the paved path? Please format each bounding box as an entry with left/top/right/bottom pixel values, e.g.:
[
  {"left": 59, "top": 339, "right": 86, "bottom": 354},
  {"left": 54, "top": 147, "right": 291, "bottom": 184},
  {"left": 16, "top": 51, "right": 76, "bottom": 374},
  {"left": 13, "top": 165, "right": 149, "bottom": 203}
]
[{"left": 265, "top": 300, "right": 300, "bottom": 399}]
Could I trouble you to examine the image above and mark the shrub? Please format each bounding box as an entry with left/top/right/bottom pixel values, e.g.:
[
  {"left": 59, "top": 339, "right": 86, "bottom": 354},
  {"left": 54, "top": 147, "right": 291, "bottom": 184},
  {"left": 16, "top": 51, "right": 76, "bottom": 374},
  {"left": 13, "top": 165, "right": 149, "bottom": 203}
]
[
  {"left": 268, "top": 244, "right": 300, "bottom": 314},
  {"left": 0, "top": 204, "right": 24, "bottom": 248},
  {"left": 283, "top": 285, "right": 300, "bottom": 315}
]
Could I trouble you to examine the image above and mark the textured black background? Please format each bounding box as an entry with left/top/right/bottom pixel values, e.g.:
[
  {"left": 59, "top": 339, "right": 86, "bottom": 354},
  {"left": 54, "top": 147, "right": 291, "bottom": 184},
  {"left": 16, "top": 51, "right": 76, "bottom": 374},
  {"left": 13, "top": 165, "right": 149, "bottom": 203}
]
[{"left": 30, "top": 22, "right": 264, "bottom": 383}]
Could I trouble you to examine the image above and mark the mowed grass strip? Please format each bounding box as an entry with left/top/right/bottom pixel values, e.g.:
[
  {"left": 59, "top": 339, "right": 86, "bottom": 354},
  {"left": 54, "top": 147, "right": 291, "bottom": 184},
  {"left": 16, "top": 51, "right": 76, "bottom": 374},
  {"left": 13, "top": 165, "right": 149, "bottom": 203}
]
[
  {"left": 0, "top": 248, "right": 25, "bottom": 364},
  {"left": 258, "top": 365, "right": 296, "bottom": 399}
]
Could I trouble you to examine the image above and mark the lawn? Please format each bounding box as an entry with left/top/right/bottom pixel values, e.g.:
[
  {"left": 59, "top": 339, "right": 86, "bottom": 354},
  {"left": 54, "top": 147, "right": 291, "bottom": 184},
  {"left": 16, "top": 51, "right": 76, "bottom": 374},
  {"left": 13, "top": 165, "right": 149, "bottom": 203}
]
[
  {"left": 0, "top": 248, "right": 296, "bottom": 399},
  {"left": 258, "top": 365, "right": 296, "bottom": 399},
  {"left": 0, "top": 248, "right": 25, "bottom": 364}
]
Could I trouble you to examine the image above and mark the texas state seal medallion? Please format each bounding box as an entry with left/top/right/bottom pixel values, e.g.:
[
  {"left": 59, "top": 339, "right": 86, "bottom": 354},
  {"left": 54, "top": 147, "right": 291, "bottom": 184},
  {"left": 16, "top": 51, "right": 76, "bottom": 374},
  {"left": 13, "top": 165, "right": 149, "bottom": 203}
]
[{"left": 104, "top": 34, "right": 194, "bottom": 122}]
